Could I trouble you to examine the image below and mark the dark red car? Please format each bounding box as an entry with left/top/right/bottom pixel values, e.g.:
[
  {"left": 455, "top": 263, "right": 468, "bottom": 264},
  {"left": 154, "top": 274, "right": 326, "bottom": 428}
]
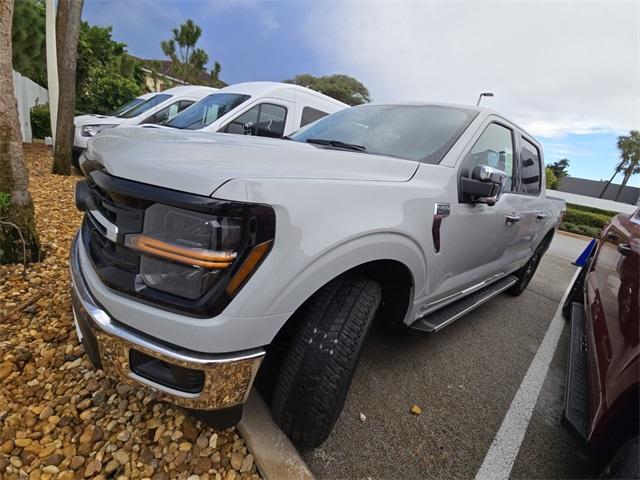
[{"left": 563, "top": 207, "right": 639, "bottom": 478}]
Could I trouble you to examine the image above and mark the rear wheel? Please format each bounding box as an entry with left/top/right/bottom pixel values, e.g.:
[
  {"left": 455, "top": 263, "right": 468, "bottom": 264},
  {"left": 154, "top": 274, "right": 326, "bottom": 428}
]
[
  {"left": 507, "top": 239, "right": 547, "bottom": 296},
  {"left": 271, "top": 272, "right": 381, "bottom": 449},
  {"left": 600, "top": 436, "right": 640, "bottom": 479}
]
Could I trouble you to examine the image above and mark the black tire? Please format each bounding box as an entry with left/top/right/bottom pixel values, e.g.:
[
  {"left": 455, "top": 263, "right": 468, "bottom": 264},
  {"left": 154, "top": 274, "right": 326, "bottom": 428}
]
[
  {"left": 562, "top": 265, "right": 588, "bottom": 320},
  {"left": 271, "top": 272, "right": 382, "bottom": 449},
  {"left": 600, "top": 436, "right": 640, "bottom": 479},
  {"left": 507, "top": 238, "right": 548, "bottom": 296}
]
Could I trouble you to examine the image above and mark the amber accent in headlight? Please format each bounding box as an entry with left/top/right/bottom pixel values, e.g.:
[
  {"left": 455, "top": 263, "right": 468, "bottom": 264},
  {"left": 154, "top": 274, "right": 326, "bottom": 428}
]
[
  {"left": 125, "top": 234, "right": 237, "bottom": 269},
  {"left": 226, "top": 240, "right": 273, "bottom": 295}
]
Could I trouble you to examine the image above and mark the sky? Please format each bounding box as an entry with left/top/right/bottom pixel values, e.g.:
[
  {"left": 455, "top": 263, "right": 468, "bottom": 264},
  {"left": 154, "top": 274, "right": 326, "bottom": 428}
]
[{"left": 82, "top": 0, "right": 640, "bottom": 186}]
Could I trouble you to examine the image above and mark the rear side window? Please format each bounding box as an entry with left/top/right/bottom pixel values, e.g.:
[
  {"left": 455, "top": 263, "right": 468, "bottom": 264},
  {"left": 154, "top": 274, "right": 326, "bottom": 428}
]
[
  {"left": 224, "top": 103, "right": 287, "bottom": 138},
  {"left": 519, "top": 138, "right": 542, "bottom": 195},
  {"left": 300, "top": 106, "right": 329, "bottom": 127}
]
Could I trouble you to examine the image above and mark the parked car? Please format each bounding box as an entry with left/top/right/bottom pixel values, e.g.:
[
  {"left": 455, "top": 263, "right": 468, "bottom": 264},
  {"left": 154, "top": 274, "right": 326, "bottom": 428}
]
[
  {"left": 70, "top": 102, "right": 565, "bottom": 448},
  {"left": 159, "top": 81, "right": 348, "bottom": 138},
  {"left": 72, "top": 85, "right": 218, "bottom": 168},
  {"left": 563, "top": 208, "right": 639, "bottom": 478}
]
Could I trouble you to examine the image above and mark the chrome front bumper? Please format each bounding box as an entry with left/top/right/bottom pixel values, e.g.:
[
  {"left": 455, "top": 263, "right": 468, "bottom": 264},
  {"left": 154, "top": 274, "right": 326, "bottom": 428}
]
[{"left": 69, "top": 234, "right": 265, "bottom": 411}]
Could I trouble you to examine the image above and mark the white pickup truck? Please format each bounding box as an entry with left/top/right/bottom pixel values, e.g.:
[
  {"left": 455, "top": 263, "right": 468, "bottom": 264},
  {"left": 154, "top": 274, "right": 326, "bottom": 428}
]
[{"left": 70, "top": 102, "right": 565, "bottom": 448}]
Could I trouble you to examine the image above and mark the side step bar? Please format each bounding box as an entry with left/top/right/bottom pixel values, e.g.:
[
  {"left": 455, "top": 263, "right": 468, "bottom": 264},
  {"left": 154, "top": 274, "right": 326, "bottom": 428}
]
[
  {"left": 562, "top": 302, "right": 590, "bottom": 442},
  {"left": 409, "top": 275, "right": 518, "bottom": 334}
]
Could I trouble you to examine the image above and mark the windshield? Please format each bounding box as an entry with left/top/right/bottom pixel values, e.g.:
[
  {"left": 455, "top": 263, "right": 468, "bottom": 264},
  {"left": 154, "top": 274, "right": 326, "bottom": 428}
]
[
  {"left": 117, "top": 93, "right": 172, "bottom": 119},
  {"left": 165, "top": 93, "right": 251, "bottom": 130},
  {"left": 110, "top": 97, "right": 146, "bottom": 116},
  {"left": 290, "top": 104, "right": 478, "bottom": 163}
]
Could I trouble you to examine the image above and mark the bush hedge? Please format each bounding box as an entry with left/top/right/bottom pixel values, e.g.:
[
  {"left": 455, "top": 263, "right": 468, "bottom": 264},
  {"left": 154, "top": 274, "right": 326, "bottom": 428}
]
[
  {"left": 566, "top": 203, "right": 617, "bottom": 218},
  {"left": 30, "top": 103, "right": 51, "bottom": 139},
  {"left": 563, "top": 208, "right": 611, "bottom": 230},
  {"left": 560, "top": 222, "right": 602, "bottom": 238}
]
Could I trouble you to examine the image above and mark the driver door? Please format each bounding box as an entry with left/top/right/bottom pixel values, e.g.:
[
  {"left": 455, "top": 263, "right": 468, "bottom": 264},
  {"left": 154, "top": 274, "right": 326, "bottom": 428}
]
[{"left": 426, "top": 120, "right": 523, "bottom": 304}]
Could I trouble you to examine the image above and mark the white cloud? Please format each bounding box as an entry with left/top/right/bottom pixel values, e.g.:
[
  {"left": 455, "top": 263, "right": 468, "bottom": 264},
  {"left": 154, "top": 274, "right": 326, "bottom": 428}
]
[{"left": 305, "top": 0, "right": 640, "bottom": 138}]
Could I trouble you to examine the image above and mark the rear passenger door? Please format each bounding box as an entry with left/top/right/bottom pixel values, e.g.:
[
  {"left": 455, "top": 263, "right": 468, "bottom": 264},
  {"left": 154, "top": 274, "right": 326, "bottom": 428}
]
[{"left": 511, "top": 134, "right": 547, "bottom": 261}]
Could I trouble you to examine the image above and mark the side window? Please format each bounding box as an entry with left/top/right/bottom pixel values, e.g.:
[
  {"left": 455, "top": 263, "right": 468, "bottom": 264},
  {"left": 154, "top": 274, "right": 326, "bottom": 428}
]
[
  {"left": 142, "top": 100, "right": 194, "bottom": 125},
  {"left": 462, "top": 123, "right": 514, "bottom": 191},
  {"left": 224, "top": 103, "right": 287, "bottom": 138},
  {"left": 518, "top": 138, "right": 542, "bottom": 195},
  {"left": 300, "top": 106, "right": 329, "bottom": 128}
]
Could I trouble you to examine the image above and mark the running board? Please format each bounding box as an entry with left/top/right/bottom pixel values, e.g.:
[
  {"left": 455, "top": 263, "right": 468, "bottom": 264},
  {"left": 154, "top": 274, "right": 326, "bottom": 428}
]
[
  {"left": 409, "top": 275, "right": 518, "bottom": 334},
  {"left": 562, "top": 302, "right": 590, "bottom": 442}
]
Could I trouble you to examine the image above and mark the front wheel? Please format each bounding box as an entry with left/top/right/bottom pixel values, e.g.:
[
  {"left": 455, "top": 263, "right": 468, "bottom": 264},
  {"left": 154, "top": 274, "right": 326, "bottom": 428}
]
[{"left": 271, "top": 272, "right": 382, "bottom": 449}]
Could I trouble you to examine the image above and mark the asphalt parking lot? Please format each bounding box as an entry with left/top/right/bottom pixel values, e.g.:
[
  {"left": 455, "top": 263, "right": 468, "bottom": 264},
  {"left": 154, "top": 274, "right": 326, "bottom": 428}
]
[{"left": 302, "top": 233, "right": 602, "bottom": 479}]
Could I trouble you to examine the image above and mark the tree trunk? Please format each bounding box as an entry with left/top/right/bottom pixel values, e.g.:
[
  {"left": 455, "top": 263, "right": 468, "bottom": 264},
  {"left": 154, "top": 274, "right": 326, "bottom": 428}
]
[
  {"left": 598, "top": 169, "right": 619, "bottom": 198},
  {"left": 0, "top": 0, "right": 40, "bottom": 264},
  {"left": 51, "top": 0, "right": 83, "bottom": 175},
  {"left": 614, "top": 171, "right": 632, "bottom": 202}
]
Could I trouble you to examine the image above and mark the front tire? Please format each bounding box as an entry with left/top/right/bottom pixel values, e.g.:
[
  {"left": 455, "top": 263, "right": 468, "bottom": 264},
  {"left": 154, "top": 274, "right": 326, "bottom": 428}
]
[{"left": 271, "top": 272, "right": 382, "bottom": 449}]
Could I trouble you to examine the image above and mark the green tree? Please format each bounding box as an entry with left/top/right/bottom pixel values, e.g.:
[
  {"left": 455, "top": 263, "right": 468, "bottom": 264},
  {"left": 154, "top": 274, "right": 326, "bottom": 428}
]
[
  {"left": 545, "top": 167, "right": 559, "bottom": 190},
  {"left": 285, "top": 74, "right": 371, "bottom": 106},
  {"left": 548, "top": 158, "right": 570, "bottom": 179},
  {"left": 613, "top": 130, "right": 640, "bottom": 202},
  {"left": 161, "top": 19, "right": 219, "bottom": 85},
  {"left": 11, "top": 0, "right": 46, "bottom": 87},
  {"left": 75, "top": 22, "right": 144, "bottom": 114}
]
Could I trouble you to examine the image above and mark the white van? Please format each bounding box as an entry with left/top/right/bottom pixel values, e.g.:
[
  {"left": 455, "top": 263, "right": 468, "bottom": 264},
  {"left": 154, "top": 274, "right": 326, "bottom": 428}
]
[
  {"left": 161, "top": 82, "right": 348, "bottom": 138},
  {"left": 73, "top": 85, "right": 217, "bottom": 166}
]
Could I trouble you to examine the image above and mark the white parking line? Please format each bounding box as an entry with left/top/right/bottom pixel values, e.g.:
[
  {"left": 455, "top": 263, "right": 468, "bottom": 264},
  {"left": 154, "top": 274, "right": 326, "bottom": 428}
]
[{"left": 475, "top": 267, "right": 580, "bottom": 480}]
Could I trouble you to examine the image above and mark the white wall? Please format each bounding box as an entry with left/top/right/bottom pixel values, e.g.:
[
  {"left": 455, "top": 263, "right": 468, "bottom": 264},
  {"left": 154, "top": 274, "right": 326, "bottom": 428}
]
[
  {"left": 13, "top": 70, "right": 49, "bottom": 143},
  {"left": 548, "top": 190, "right": 637, "bottom": 215}
]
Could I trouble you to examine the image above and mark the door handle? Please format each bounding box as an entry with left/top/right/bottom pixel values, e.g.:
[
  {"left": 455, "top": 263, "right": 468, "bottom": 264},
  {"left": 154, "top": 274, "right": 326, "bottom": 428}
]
[
  {"left": 506, "top": 213, "right": 522, "bottom": 225},
  {"left": 617, "top": 244, "right": 633, "bottom": 256},
  {"left": 536, "top": 211, "right": 547, "bottom": 220}
]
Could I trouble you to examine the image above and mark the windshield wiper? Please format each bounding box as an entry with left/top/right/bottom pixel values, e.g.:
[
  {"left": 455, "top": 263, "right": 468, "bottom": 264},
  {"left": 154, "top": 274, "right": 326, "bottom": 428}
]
[{"left": 305, "top": 138, "right": 366, "bottom": 152}]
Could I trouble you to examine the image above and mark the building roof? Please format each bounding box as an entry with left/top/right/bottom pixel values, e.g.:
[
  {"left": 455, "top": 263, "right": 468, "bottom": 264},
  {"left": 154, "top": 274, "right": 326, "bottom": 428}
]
[
  {"left": 557, "top": 176, "right": 640, "bottom": 206},
  {"left": 131, "top": 56, "right": 227, "bottom": 88}
]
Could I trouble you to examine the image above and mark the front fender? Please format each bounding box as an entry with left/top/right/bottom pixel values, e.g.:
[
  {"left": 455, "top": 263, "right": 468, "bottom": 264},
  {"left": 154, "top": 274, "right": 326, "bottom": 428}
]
[{"left": 265, "top": 231, "right": 425, "bottom": 317}]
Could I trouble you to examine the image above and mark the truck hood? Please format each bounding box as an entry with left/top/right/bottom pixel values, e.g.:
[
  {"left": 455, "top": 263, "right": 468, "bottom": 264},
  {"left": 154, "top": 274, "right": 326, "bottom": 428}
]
[
  {"left": 75, "top": 114, "right": 124, "bottom": 128},
  {"left": 85, "top": 127, "right": 420, "bottom": 196}
]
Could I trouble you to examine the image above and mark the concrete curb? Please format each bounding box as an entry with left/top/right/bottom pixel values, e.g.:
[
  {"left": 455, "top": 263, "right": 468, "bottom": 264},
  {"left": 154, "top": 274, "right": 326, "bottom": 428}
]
[
  {"left": 557, "top": 229, "right": 594, "bottom": 242},
  {"left": 238, "top": 391, "right": 315, "bottom": 480}
]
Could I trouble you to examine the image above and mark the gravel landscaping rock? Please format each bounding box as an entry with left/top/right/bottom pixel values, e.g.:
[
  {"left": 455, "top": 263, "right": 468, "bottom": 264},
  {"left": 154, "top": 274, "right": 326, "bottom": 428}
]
[{"left": 0, "top": 145, "right": 261, "bottom": 479}]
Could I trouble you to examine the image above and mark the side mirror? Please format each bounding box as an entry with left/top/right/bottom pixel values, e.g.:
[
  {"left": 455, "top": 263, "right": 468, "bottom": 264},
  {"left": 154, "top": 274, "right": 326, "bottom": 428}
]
[
  {"left": 460, "top": 165, "right": 508, "bottom": 206},
  {"left": 225, "top": 123, "right": 245, "bottom": 135}
]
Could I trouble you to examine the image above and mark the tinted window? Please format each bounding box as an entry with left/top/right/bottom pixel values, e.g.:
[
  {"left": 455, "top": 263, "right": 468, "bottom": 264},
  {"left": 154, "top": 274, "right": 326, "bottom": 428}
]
[
  {"left": 519, "top": 138, "right": 542, "bottom": 194},
  {"left": 461, "top": 123, "right": 514, "bottom": 191},
  {"left": 117, "top": 94, "right": 171, "bottom": 119},
  {"left": 111, "top": 97, "right": 146, "bottom": 116},
  {"left": 300, "top": 106, "right": 329, "bottom": 127},
  {"left": 166, "top": 93, "right": 251, "bottom": 130},
  {"left": 224, "top": 103, "right": 287, "bottom": 138},
  {"left": 142, "top": 100, "right": 194, "bottom": 125},
  {"left": 290, "top": 104, "right": 477, "bottom": 163}
]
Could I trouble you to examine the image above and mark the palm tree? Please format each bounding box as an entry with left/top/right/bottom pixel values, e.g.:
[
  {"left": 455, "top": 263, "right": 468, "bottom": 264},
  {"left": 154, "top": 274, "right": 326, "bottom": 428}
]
[{"left": 613, "top": 130, "right": 640, "bottom": 202}]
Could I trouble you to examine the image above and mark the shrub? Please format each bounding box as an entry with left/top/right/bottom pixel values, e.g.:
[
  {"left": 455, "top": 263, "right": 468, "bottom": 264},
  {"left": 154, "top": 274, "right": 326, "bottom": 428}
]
[
  {"left": 30, "top": 103, "right": 51, "bottom": 139},
  {"left": 560, "top": 221, "right": 602, "bottom": 238},
  {"left": 566, "top": 203, "right": 617, "bottom": 218},
  {"left": 564, "top": 208, "right": 611, "bottom": 230}
]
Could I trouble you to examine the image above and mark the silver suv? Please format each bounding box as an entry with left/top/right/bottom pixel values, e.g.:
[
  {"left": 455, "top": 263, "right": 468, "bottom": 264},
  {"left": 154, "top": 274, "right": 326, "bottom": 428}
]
[{"left": 70, "top": 103, "right": 565, "bottom": 448}]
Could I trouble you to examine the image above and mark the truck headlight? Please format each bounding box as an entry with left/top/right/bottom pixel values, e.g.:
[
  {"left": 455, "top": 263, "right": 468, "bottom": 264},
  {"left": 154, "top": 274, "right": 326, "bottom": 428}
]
[
  {"left": 125, "top": 204, "right": 244, "bottom": 300},
  {"left": 81, "top": 124, "right": 117, "bottom": 137}
]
